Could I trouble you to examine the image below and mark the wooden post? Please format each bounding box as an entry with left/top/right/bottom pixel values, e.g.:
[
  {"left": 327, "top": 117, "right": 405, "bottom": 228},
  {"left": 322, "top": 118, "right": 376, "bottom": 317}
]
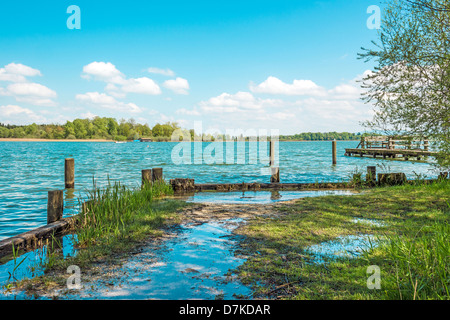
[
  {"left": 270, "top": 167, "right": 280, "bottom": 183},
  {"left": 332, "top": 140, "right": 337, "bottom": 165},
  {"left": 142, "top": 169, "right": 152, "bottom": 186},
  {"left": 366, "top": 166, "right": 376, "bottom": 185},
  {"left": 269, "top": 140, "right": 275, "bottom": 166},
  {"left": 424, "top": 140, "right": 429, "bottom": 152},
  {"left": 65, "top": 158, "right": 75, "bottom": 189},
  {"left": 152, "top": 168, "right": 163, "bottom": 182},
  {"left": 439, "top": 172, "right": 448, "bottom": 180},
  {"left": 47, "top": 190, "right": 64, "bottom": 224}
]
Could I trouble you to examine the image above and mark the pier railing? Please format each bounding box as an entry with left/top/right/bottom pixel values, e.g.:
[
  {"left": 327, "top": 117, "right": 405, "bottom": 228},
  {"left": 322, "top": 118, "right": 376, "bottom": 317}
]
[{"left": 357, "top": 136, "right": 429, "bottom": 151}]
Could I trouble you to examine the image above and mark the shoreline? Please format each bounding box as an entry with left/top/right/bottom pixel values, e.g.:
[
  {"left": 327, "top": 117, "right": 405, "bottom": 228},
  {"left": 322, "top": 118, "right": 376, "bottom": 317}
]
[
  {"left": 0, "top": 138, "right": 359, "bottom": 142},
  {"left": 0, "top": 138, "right": 113, "bottom": 142}
]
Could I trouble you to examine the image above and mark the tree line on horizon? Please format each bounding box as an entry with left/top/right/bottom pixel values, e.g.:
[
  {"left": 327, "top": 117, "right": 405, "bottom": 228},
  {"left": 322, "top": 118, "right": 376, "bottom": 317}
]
[{"left": 0, "top": 117, "right": 364, "bottom": 141}]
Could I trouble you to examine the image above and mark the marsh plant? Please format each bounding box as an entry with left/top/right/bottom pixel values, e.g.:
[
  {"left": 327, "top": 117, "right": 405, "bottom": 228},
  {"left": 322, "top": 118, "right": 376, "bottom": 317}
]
[{"left": 76, "top": 179, "right": 175, "bottom": 247}]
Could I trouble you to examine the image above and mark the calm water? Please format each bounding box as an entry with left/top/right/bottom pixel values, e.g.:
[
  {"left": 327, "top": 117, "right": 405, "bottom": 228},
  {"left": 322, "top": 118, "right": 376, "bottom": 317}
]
[{"left": 0, "top": 141, "right": 438, "bottom": 240}]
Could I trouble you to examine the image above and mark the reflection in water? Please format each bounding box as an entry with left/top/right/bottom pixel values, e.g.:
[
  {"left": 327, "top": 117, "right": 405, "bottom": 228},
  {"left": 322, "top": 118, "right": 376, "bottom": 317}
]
[
  {"left": 9, "top": 219, "right": 253, "bottom": 300},
  {"left": 0, "top": 234, "right": 78, "bottom": 299},
  {"left": 185, "top": 190, "right": 355, "bottom": 204},
  {"left": 270, "top": 191, "right": 281, "bottom": 200},
  {"left": 305, "top": 234, "right": 379, "bottom": 264}
]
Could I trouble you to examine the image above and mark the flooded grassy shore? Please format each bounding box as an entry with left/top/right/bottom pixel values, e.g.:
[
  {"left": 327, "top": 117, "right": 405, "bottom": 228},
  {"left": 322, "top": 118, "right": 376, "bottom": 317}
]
[{"left": 1, "top": 180, "right": 449, "bottom": 300}]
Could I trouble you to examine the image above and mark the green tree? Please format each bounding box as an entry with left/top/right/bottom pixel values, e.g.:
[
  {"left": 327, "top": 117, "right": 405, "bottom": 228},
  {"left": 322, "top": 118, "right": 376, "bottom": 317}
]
[
  {"left": 359, "top": 0, "right": 450, "bottom": 167},
  {"left": 107, "top": 118, "right": 119, "bottom": 137}
]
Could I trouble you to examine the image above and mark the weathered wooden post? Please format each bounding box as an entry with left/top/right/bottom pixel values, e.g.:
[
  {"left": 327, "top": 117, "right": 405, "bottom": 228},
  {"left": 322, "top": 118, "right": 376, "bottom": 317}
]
[
  {"left": 366, "top": 166, "right": 376, "bottom": 185},
  {"left": 269, "top": 140, "right": 280, "bottom": 183},
  {"left": 142, "top": 169, "right": 152, "bottom": 186},
  {"left": 152, "top": 168, "right": 163, "bottom": 182},
  {"left": 332, "top": 140, "right": 337, "bottom": 165},
  {"left": 47, "top": 190, "right": 64, "bottom": 224},
  {"left": 269, "top": 140, "right": 275, "bottom": 166},
  {"left": 270, "top": 167, "right": 280, "bottom": 183},
  {"left": 65, "top": 158, "right": 75, "bottom": 189},
  {"left": 439, "top": 172, "right": 448, "bottom": 180}
]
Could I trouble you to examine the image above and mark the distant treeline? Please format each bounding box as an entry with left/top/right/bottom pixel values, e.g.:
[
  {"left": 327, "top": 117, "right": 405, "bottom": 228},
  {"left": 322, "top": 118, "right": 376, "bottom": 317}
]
[
  {"left": 0, "top": 117, "right": 364, "bottom": 141},
  {"left": 279, "top": 132, "right": 362, "bottom": 141},
  {"left": 0, "top": 117, "right": 180, "bottom": 141}
]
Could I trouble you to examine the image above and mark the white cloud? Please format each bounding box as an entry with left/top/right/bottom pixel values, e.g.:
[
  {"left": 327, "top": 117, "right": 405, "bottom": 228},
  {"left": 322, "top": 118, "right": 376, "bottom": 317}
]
[
  {"left": 249, "top": 76, "right": 326, "bottom": 96},
  {"left": 76, "top": 92, "right": 116, "bottom": 105},
  {"left": 163, "top": 77, "right": 189, "bottom": 95},
  {"left": 4, "top": 63, "right": 42, "bottom": 77},
  {"left": 75, "top": 92, "right": 142, "bottom": 113},
  {"left": 81, "top": 61, "right": 163, "bottom": 97},
  {"left": 121, "top": 77, "right": 161, "bottom": 95},
  {"left": 176, "top": 107, "right": 201, "bottom": 116},
  {"left": 81, "top": 111, "right": 98, "bottom": 119},
  {"left": 0, "top": 63, "right": 42, "bottom": 83},
  {"left": 0, "top": 105, "right": 46, "bottom": 124},
  {"left": 6, "top": 82, "right": 56, "bottom": 98},
  {"left": 0, "top": 82, "right": 57, "bottom": 106},
  {"left": 82, "top": 61, "right": 125, "bottom": 84},
  {"left": 328, "top": 83, "right": 361, "bottom": 99},
  {"left": 147, "top": 67, "right": 175, "bottom": 77},
  {"left": 199, "top": 91, "right": 282, "bottom": 113}
]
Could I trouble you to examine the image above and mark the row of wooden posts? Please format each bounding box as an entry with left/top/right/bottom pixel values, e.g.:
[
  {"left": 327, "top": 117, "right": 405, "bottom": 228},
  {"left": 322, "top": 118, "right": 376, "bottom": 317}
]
[
  {"left": 47, "top": 159, "right": 166, "bottom": 225},
  {"left": 47, "top": 141, "right": 338, "bottom": 225}
]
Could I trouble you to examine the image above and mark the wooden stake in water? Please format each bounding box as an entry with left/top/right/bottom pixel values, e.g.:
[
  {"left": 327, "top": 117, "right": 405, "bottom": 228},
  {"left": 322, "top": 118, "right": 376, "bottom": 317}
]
[
  {"left": 142, "top": 169, "right": 152, "bottom": 186},
  {"left": 270, "top": 140, "right": 275, "bottom": 166},
  {"left": 65, "top": 158, "right": 75, "bottom": 189},
  {"left": 332, "top": 140, "right": 337, "bottom": 165},
  {"left": 152, "top": 168, "right": 163, "bottom": 182},
  {"left": 270, "top": 167, "right": 280, "bottom": 183},
  {"left": 366, "top": 166, "right": 376, "bottom": 185},
  {"left": 47, "top": 190, "right": 64, "bottom": 224}
]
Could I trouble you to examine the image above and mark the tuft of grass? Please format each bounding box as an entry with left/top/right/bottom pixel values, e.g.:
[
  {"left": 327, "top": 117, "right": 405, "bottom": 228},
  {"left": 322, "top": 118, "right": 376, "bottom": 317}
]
[
  {"left": 373, "top": 220, "right": 450, "bottom": 300},
  {"left": 75, "top": 179, "right": 175, "bottom": 247},
  {"left": 35, "top": 179, "right": 188, "bottom": 273}
]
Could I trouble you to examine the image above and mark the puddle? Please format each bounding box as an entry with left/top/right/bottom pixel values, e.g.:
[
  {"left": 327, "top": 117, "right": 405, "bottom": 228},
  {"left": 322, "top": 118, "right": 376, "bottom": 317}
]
[
  {"left": 184, "top": 190, "right": 355, "bottom": 204},
  {"left": 6, "top": 219, "right": 252, "bottom": 300},
  {"left": 305, "top": 234, "right": 379, "bottom": 264},
  {"left": 0, "top": 234, "right": 78, "bottom": 299},
  {"left": 351, "top": 218, "right": 386, "bottom": 227}
]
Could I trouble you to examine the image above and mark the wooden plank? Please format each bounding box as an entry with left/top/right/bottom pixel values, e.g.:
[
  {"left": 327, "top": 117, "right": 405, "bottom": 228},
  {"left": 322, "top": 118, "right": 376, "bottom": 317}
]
[{"left": 0, "top": 216, "right": 78, "bottom": 259}]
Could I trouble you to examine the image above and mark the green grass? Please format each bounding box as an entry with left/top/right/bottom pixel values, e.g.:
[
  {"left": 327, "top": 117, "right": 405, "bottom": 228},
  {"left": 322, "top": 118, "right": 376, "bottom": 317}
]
[{"left": 235, "top": 180, "right": 450, "bottom": 300}]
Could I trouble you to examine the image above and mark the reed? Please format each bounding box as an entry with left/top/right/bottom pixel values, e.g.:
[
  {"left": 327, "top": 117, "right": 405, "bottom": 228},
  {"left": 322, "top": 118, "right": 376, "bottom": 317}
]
[
  {"left": 378, "top": 220, "right": 450, "bottom": 299},
  {"left": 75, "top": 179, "right": 175, "bottom": 247}
]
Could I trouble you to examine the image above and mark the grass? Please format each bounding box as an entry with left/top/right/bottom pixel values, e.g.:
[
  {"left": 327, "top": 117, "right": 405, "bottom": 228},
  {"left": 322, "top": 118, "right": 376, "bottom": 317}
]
[{"left": 234, "top": 179, "right": 450, "bottom": 300}]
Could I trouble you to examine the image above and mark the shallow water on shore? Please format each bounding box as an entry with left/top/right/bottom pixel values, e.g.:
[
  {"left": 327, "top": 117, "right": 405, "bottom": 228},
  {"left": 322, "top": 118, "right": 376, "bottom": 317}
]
[
  {"left": 0, "top": 234, "right": 77, "bottom": 299},
  {"left": 1, "top": 219, "right": 252, "bottom": 300},
  {"left": 305, "top": 234, "right": 379, "bottom": 264},
  {"left": 183, "top": 190, "right": 355, "bottom": 204}
]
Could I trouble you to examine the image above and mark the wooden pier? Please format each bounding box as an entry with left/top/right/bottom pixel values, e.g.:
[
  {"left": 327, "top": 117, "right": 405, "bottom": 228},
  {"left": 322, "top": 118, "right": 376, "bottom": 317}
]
[{"left": 345, "top": 136, "right": 438, "bottom": 161}]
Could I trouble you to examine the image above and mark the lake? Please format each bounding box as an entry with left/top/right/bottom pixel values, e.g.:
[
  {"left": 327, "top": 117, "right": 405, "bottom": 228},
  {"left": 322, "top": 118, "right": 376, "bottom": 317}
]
[{"left": 0, "top": 140, "right": 438, "bottom": 240}]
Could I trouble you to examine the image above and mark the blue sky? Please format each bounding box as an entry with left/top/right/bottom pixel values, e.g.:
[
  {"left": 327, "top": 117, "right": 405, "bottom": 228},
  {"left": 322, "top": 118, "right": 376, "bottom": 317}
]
[{"left": 0, "top": 0, "right": 382, "bottom": 134}]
